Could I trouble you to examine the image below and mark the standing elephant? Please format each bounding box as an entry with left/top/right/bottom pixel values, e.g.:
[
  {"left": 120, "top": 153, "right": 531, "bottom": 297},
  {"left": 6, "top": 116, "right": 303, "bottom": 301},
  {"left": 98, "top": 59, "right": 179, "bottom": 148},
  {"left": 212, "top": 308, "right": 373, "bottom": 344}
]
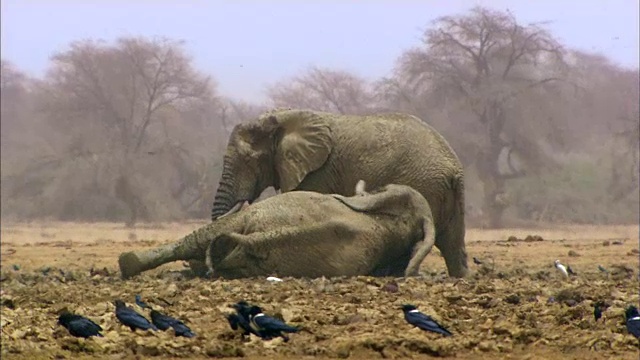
[
  {"left": 210, "top": 108, "right": 468, "bottom": 277},
  {"left": 118, "top": 182, "right": 436, "bottom": 279}
]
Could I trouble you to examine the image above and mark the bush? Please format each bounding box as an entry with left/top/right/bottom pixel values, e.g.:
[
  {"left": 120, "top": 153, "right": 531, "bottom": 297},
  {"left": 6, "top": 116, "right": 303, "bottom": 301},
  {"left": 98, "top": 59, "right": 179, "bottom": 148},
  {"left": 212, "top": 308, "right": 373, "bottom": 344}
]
[{"left": 506, "top": 159, "right": 638, "bottom": 224}]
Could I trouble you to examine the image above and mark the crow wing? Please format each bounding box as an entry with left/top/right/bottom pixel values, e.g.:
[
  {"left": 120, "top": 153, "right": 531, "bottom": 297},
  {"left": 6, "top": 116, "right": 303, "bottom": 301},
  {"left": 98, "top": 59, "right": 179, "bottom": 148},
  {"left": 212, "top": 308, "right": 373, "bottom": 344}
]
[
  {"left": 627, "top": 318, "right": 640, "bottom": 338},
  {"left": 151, "top": 313, "right": 173, "bottom": 331},
  {"left": 153, "top": 311, "right": 194, "bottom": 337},
  {"left": 253, "top": 315, "right": 298, "bottom": 333},
  {"left": 166, "top": 317, "right": 194, "bottom": 337},
  {"left": 171, "top": 321, "right": 195, "bottom": 338},
  {"left": 117, "top": 308, "right": 158, "bottom": 331},
  {"left": 226, "top": 314, "right": 241, "bottom": 330},
  {"left": 406, "top": 312, "right": 452, "bottom": 337},
  {"left": 68, "top": 317, "right": 103, "bottom": 337}
]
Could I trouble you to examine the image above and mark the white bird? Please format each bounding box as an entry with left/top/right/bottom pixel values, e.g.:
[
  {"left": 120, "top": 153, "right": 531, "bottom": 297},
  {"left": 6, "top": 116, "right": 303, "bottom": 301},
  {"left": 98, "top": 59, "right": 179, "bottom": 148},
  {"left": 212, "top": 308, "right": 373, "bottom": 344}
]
[
  {"left": 266, "top": 276, "right": 283, "bottom": 282},
  {"left": 554, "top": 260, "right": 569, "bottom": 278}
]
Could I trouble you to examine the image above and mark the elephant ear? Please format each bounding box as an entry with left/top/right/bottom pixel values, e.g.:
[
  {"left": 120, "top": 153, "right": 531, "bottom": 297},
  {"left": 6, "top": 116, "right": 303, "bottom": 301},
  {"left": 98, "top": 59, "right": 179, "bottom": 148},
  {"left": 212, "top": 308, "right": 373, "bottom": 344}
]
[
  {"left": 207, "top": 232, "right": 268, "bottom": 267},
  {"left": 207, "top": 233, "right": 244, "bottom": 268},
  {"left": 272, "top": 113, "right": 333, "bottom": 192}
]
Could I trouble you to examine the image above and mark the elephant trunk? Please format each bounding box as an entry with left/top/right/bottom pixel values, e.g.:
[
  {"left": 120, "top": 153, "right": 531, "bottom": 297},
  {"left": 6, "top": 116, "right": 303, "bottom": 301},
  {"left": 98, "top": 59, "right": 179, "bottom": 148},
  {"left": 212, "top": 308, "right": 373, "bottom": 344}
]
[
  {"left": 118, "top": 224, "right": 218, "bottom": 279},
  {"left": 211, "top": 162, "right": 260, "bottom": 220},
  {"left": 211, "top": 153, "right": 249, "bottom": 220}
]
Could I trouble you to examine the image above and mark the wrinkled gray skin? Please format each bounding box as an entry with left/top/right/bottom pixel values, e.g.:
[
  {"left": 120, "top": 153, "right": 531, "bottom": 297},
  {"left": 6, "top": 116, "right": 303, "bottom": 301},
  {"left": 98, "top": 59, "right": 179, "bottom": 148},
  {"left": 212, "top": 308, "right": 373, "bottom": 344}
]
[
  {"left": 118, "top": 183, "right": 436, "bottom": 279},
  {"left": 210, "top": 108, "right": 468, "bottom": 277}
]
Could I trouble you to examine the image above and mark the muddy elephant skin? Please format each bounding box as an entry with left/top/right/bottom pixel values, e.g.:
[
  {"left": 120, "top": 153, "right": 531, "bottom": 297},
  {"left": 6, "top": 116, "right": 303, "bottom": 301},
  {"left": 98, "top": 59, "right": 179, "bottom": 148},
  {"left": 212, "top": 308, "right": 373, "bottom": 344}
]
[
  {"left": 118, "top": 183, "right": 435, "bottom": 279},
  {"left": 209, "top": 108, "right": 468, "bottom": 277}
]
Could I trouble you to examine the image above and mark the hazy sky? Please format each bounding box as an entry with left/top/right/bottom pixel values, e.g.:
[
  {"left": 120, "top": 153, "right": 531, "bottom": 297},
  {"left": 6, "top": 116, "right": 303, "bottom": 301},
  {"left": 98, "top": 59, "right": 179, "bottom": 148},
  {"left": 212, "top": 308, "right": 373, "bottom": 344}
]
[{"left": 2, "top": 1, "right": 638, "bottom": 103}]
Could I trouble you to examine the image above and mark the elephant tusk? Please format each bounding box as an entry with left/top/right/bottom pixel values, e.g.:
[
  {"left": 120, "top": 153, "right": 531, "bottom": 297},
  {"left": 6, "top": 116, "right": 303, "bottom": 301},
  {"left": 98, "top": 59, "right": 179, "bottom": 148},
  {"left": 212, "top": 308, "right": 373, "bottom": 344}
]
[
  {"left": 355, "top": 180, "right": 367, "bottom": 196},
  {"left": 217, "top": 201, "right": 245, "bottom": 219}
]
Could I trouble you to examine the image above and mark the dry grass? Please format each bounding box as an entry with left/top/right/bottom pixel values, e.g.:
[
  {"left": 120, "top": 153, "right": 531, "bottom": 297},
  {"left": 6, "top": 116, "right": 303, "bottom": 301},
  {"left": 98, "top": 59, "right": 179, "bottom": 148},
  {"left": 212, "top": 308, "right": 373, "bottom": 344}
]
[
  {"left": 0, "top": 221, "right": 208, "bottom": 271},
  {"left": 1, "top": 221, "right": 639, "bottom": 359},
  {"left": 1, "top": 221, "right": 637, "bottom": 272}
]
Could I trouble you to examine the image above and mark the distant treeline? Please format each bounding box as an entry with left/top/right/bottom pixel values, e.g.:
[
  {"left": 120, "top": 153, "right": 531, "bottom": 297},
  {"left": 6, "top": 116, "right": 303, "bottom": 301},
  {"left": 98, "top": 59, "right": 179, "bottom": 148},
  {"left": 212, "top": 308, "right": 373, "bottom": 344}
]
[{"left": 1, "top": 7, "right": 637, "bottom": 227}]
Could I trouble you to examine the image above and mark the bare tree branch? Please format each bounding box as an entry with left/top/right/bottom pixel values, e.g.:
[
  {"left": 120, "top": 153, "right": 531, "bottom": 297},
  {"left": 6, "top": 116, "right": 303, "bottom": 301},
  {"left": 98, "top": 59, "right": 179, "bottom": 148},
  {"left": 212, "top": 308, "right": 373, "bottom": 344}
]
[
  {"left": 381, "top": 6, "right": 569, "bottom": 227},
  {"left": 267, "top": 66, "right": 374, "bottom": 115}
]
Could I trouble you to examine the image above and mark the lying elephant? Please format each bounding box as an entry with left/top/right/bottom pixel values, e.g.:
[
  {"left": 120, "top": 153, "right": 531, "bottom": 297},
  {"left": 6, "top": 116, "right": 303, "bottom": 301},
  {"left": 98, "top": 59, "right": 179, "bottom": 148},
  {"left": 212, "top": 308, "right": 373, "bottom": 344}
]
[
  {"left": 210, "top": 108, "right": 468, "bottom": 278},
  {"left": 118, "top": 182, "right": 436, "bottom": 279}
]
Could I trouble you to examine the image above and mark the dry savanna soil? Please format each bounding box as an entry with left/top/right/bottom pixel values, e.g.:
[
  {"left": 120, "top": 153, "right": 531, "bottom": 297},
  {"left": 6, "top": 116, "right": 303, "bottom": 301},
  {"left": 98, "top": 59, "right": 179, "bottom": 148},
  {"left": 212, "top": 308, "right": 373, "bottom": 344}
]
[{"left": 1, "top": 221, "right": 639, "bottom": 359}]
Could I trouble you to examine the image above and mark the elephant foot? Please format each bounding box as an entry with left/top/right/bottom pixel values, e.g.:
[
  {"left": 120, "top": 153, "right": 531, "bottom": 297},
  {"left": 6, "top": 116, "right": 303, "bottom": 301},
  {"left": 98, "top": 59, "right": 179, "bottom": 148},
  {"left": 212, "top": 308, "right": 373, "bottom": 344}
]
[
  {"left": 187, "top": 260, "right": 210, "bottom": 278},
  {"left": 118, "top": 252, "right": 145, "bottom": 279},
  {"left": 438, "top": 245, "right": 470, "bottom": 278},
  {"left": 447, "top": 265, "right": 470, "bottom": 278}
]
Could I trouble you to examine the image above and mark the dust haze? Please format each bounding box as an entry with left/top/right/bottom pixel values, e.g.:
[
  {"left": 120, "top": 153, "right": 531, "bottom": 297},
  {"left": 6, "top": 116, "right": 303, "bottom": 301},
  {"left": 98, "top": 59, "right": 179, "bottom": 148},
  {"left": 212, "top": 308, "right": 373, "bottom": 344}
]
[{"left": 1, "top": 6, "right": 638, "bottom": 228}]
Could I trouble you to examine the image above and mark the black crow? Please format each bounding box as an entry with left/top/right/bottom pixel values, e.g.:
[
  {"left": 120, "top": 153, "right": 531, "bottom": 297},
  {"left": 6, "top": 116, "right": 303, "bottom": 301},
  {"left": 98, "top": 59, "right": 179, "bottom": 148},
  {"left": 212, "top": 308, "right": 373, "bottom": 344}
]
[
  {"left": 473, "top": 257, "right": 483, "bottom": 265},
  {"left": 400, "top": 304, "right": 452, "bottom": 337},
  {"left": 248, "top": 305, "right": 299, "bottom": 342},
  {"left": 231, "top": 300, "right": 252, "bottom": 318},
  {"left": 226, "top": 313, "right": 243, "bottom": 331},
  {"left": 566, "top": 265, "right": 577, "bottom": 276},
  {"left": 135, "top": 295, "right": 151, "bottom": 310},
  {"left": 227, "top": 300, "right": 259, "bottom": 337},
  {"left": 150, "top": 309, "right": 195, "bottom": 338},
  {"left": 593, "top": 302, "right": 603, "bottom": 322},
  {"left": 624, "top": 305, "right": 640, "bottom": 338},
  {"left": 57, "top": 311, "right": 103, "bottom": 338},
  {"left": 114, "top": 299, "right": 158, "bottom": 331}
]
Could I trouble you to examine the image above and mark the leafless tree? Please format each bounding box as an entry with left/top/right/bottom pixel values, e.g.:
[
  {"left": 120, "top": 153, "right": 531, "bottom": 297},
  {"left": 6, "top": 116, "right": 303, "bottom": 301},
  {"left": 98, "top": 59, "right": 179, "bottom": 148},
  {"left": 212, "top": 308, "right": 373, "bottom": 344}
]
[
  {"left": 40, "top": 37, "right": 215, "bottom": 226},
  {"left": 385, "top": 6, "right": 571, "bottom": 227},
  {"left": 0, "top": 61, "right": 46, "bottom": 165},
  {"left": 1, "top": 60, "right": 29, "bottom": 164},
  {"left": 266, "top": 66, "right": 374, "bottom": 115},
  {"left": 565, "top": 52, "right": 639, "bottom": 202},
  {"left": 218, "top": 98, "right": 266, "bottom": 135},
  {"left": 606, "top": 70, "right": 639, "bottom": 201}
]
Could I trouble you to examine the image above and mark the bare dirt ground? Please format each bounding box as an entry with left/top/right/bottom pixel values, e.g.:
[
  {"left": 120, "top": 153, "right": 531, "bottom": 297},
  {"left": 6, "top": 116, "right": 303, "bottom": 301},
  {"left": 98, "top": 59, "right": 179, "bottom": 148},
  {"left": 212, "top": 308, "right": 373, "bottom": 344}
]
[{"left": 1, "top": 221, "right": 639, "bottom": 359}]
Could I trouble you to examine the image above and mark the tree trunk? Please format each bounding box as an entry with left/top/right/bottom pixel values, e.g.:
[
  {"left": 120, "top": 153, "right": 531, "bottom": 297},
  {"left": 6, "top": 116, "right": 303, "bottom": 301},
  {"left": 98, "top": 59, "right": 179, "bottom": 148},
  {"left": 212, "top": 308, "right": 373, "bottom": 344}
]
[
  {"left": 476, "top": 101, "right": 509, "bottom": 228},
  {"left": 115, "top": 174, "right": 148, "bottom": 227},
  {"left": 478, "top": 171, "right": 507, "bottom": 228}
]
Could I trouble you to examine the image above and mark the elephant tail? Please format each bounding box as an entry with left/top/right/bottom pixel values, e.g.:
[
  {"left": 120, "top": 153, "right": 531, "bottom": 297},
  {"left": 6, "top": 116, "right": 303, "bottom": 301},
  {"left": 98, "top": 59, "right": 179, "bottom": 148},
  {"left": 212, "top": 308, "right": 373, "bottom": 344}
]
[{"left": 451, "top": 172, "right": 465, "bottom": 220}]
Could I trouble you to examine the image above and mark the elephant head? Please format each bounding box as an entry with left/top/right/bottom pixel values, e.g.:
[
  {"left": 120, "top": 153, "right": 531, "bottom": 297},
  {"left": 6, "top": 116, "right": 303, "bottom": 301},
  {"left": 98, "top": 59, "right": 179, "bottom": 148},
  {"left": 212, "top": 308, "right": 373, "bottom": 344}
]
[
  {"left": 332, "top": 183, "right": 436, "bottom": 276},
  {"left": 211, "top": 109, "right": 333, "bottom": 220},
  {"left": 205, "top": 233, "right": 264, "bottom": 279}
]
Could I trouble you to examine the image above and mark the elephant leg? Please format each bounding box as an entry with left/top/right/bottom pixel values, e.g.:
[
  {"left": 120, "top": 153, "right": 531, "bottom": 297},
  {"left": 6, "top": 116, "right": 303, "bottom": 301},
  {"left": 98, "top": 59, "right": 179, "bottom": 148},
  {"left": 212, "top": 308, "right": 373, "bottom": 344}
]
[
  {"left": 436, "top": 216, "right": 469, "bottom": 278},
  {"left": 187, "top": 260, "right": 210, "bottom": 277},
  {"left": 118, "top": 223, "right": 220, "bottom": 279}
]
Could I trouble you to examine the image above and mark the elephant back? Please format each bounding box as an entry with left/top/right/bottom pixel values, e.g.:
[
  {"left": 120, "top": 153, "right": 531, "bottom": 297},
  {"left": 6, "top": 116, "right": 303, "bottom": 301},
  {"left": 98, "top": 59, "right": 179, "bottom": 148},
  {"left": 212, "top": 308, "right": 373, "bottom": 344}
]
[
  {"left": 301, "top": 112, "right": 463, "bottom": 229},
  {"left": 235, "top": 191, "right": 357, "bottom": 232}
]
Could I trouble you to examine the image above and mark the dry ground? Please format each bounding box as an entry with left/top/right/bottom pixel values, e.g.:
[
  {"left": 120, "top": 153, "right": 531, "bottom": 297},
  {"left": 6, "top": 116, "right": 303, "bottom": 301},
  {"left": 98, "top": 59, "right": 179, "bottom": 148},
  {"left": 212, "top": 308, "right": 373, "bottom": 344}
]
[{"left": 1, "top": 221, "right": 639, "bottom": 359}]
